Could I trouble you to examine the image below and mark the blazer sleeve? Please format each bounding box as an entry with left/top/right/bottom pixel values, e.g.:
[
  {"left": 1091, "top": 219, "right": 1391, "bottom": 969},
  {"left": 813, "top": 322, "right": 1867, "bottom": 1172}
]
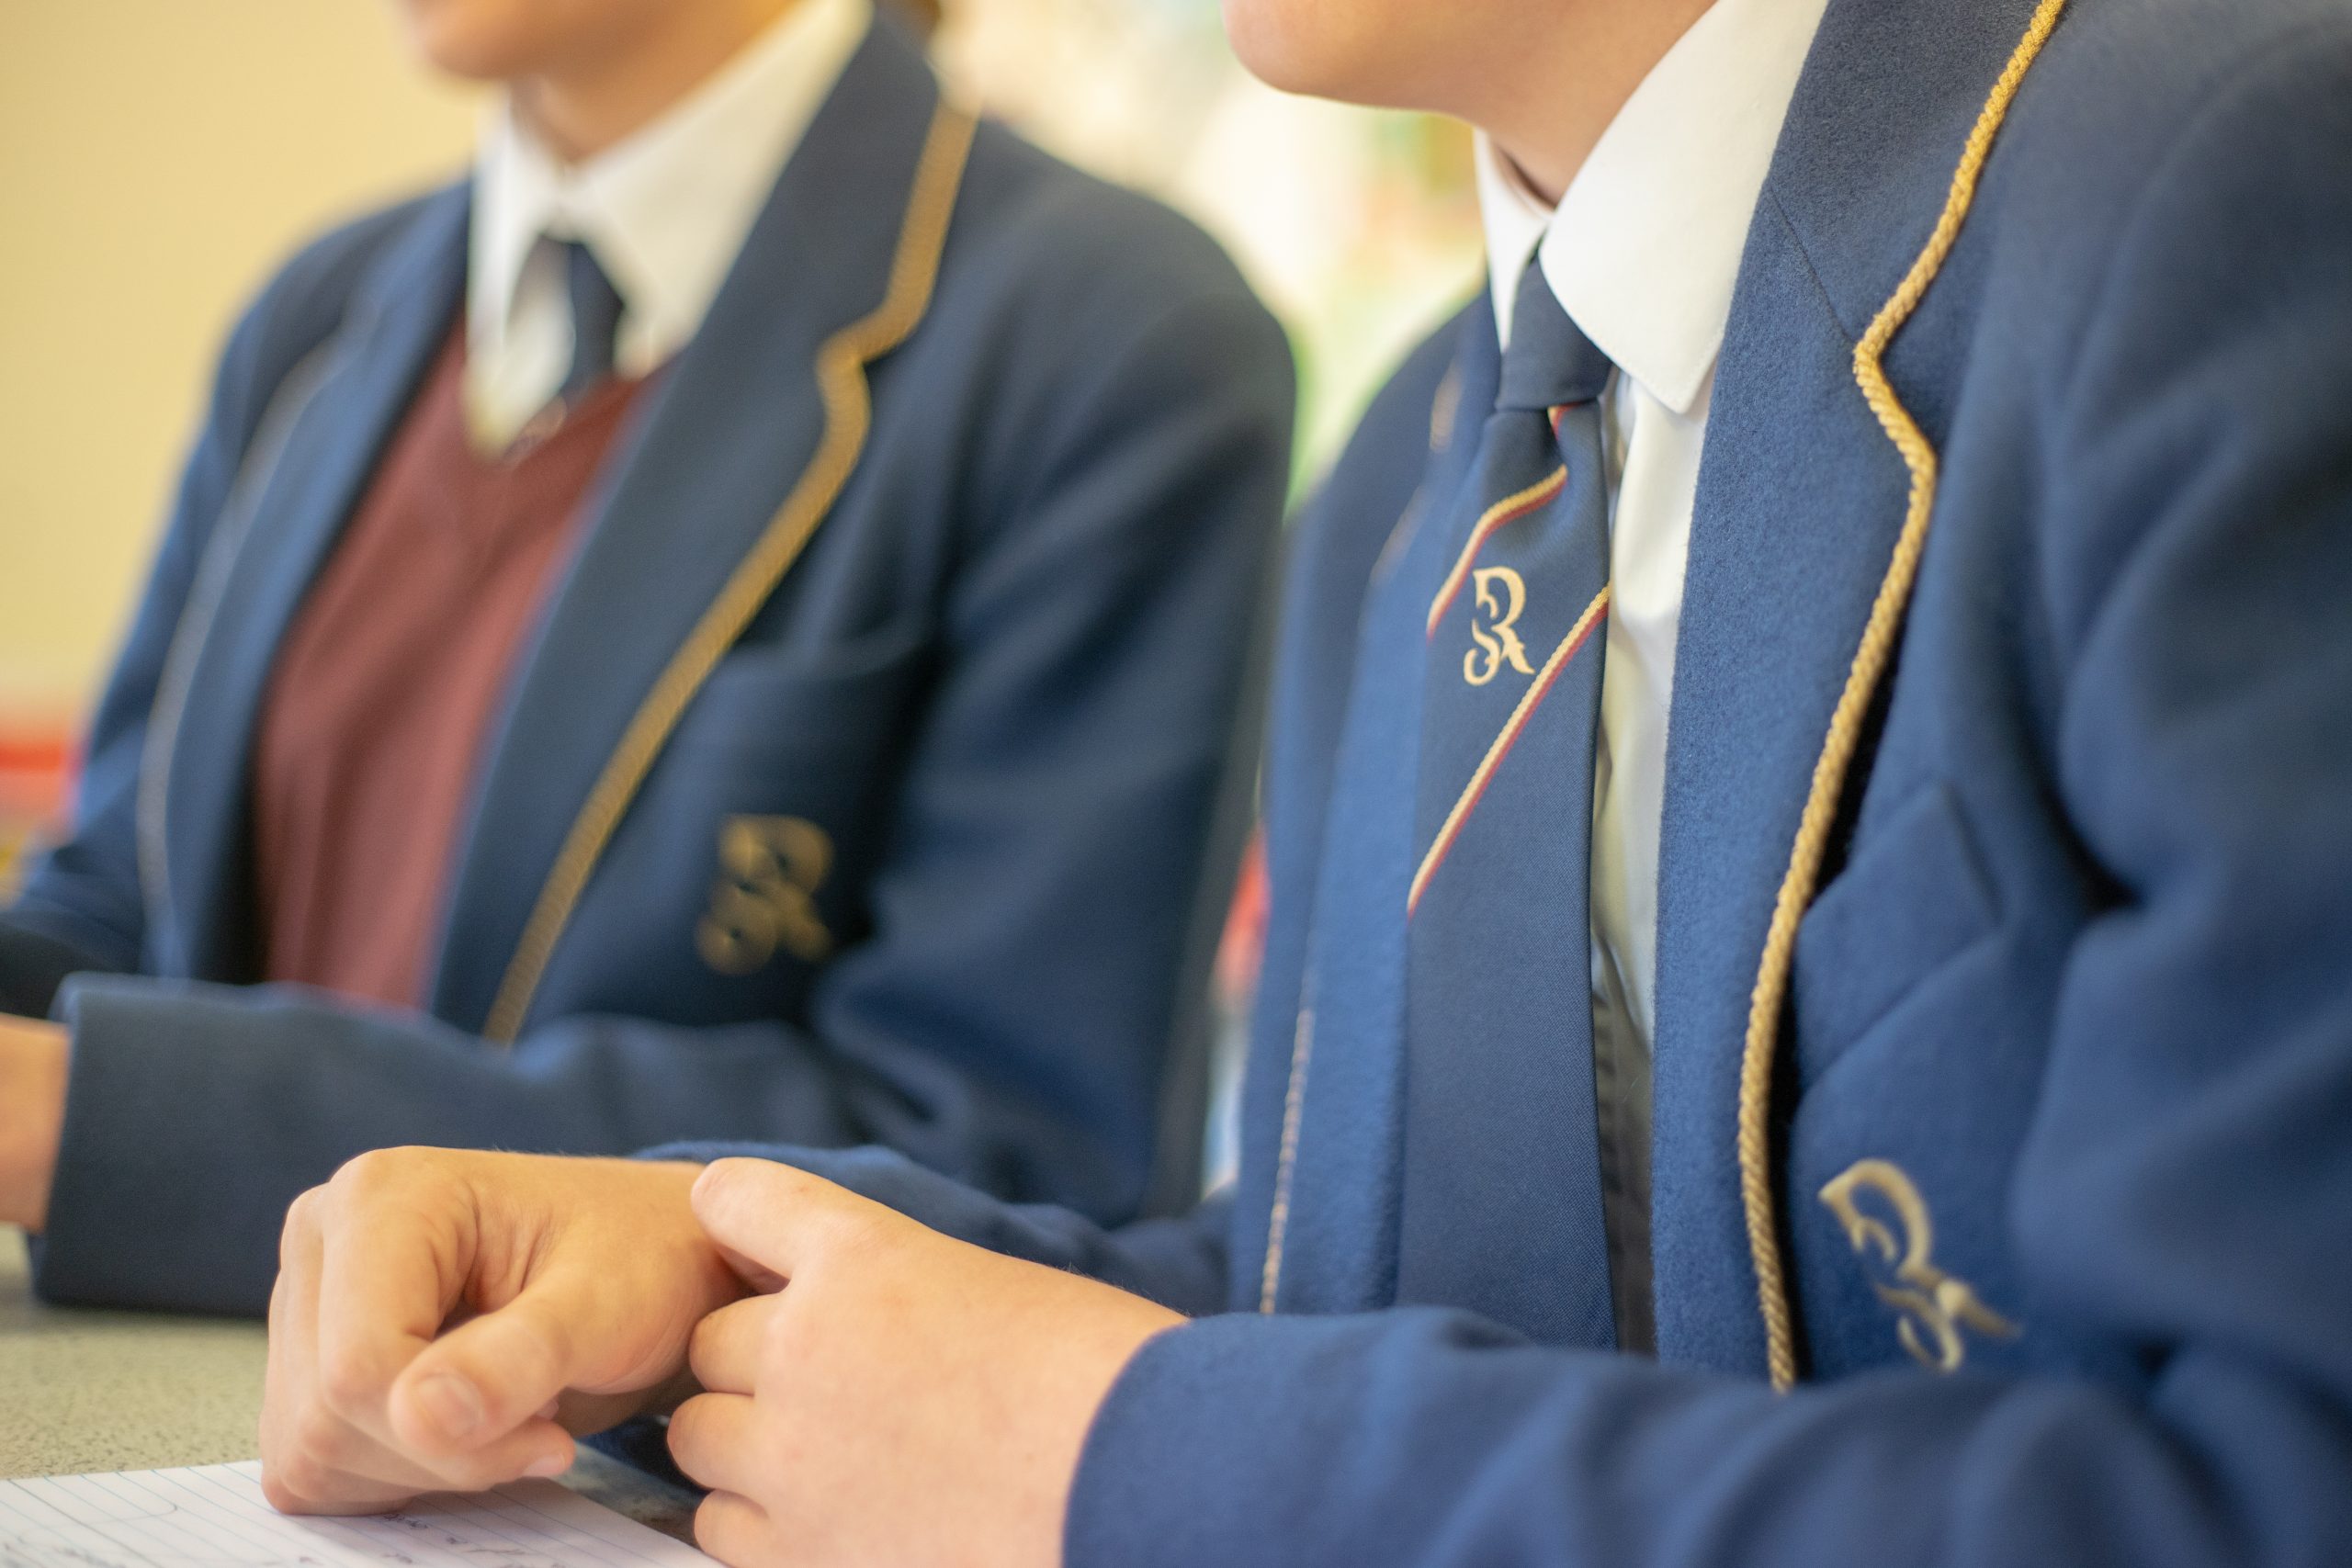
[
  {"left": 0, "top": 211, "right": 404, "bottom": 1015},
  {"left": 30, "top": 269, "right": 1295, "bottom": 1317},
  {"left": 1051, "top": 38, "right": 2352, "bottom": 1568},
  {"left": 0, "top": 312, "right": 265, "bottom": 1010},
  {"left": 644, "top": 1140, "right": 1233, "bottom": 1318}
]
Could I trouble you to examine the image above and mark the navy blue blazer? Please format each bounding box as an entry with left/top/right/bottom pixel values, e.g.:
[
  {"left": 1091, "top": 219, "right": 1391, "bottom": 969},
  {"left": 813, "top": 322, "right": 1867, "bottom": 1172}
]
[
  {"left": 0, "top": 18, "right": 1294, "bottom": 1315},
  {"left": 670, "top": 0, "right": 2352, "bottom": 1561}
]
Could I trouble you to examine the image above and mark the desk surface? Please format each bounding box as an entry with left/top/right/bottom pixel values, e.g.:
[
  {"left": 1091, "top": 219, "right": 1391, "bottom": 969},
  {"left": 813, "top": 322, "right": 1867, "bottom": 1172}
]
[
  {"left": 0, "top": 1229, "right": 697, "bottom": 1541},
  {"left": 0, "top": 1229, "right": 265, "bottom": 1476}
]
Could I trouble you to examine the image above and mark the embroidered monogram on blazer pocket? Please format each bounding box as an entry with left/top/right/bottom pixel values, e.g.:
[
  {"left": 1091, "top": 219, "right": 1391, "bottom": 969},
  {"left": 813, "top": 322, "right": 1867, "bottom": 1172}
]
[
  {"left": 594, "top": 624, "right": 935, "bottom": 1009},
  {"left": 1792, "top": 782, "right": 2000, "bottom": 1087}
]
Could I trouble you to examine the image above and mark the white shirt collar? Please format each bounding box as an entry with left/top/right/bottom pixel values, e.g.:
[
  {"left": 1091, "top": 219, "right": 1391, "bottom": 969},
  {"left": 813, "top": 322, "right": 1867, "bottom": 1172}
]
[
  {"left": 1478, "top": 0, "right": 1828, "bottom": 415},
  {"left": 469, "top": 0, "right": 873, "bottom": 378}
]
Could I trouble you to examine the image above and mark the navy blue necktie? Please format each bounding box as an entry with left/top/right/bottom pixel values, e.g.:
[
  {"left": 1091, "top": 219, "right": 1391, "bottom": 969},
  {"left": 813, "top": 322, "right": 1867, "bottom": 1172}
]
[
  {"left": 553, "top": 236, "right": 625, "bottom": 406},
  {"left": 1393, "top": 260, "right": 1621, "bottom": 1347}
]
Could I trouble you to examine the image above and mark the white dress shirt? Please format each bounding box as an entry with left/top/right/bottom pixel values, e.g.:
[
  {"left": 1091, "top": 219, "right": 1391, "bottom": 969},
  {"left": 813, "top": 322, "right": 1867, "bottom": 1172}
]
[
  {"left": 1475, "top": 0, "right": 1828, "bottom": 1342},
  {"left": 466, "top": 0, "right": 873, "bottom": 450},
  {"left": 1477, "top": 0, "right": 1828, "bottom": 1069}
]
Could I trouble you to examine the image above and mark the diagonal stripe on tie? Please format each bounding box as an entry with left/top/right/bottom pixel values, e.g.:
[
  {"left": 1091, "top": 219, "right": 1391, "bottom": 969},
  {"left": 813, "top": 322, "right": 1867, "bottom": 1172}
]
[
  {"left": 1424, "top": 465, "right": 1569, "bottom": 637},
  {"left": 1390, "top": 255, "right": 1620, "bottom": 1348},
  {"left": 1407, "top": 582, "right": 1611, "bottom": 916}
]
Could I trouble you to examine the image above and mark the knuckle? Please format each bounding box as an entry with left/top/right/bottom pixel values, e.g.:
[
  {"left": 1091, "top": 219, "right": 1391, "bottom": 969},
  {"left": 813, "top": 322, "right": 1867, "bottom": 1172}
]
[
  {"left": 258, "top": 1463, "right": 311, "bottom": 1514},
  {"left": 692, "top": 1158, "right": 748, "bottom": 1213},
  {"left": 333, "top": 1145, "right": 458, "bottom": 1206},
  {"left": 267, "top": 1446, "right": 334, "bottom": 1507},
  {"left": 330, "top": 1146, "right": 401, "bottom": 1200},
  {"left": 701, "top": 1156, "right": 793, "bottom": 1212},
  {"left": 316, "top": 1345, "right": 390, "bottom": 1419},
  {"left": 278, "top": 1190, "right": 322, "bottom": 1266},
  {"left": 289, "top": 1407, "right": 353, "bottom": 1471},
  {"left": 283, "top": 1184, "right": 320, "bottom": 1231}
]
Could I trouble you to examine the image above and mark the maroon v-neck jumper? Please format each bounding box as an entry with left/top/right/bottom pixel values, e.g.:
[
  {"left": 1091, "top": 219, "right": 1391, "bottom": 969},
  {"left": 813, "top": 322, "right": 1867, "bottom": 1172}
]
[{"left": 252, "top": 329, "right": 648, "bottom": 1009}]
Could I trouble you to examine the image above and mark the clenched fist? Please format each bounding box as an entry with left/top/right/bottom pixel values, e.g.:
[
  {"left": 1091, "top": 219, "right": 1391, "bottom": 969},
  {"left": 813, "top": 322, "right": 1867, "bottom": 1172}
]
[{"left": 261, "top": 1148, "right": 737, "bottom": 1513}]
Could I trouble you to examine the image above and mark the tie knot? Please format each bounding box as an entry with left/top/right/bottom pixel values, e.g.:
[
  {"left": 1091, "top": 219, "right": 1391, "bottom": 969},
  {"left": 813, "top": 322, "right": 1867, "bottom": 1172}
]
[
  {"left": 1497, "top": 258, "right": 1612, "bottom": 412},
  {"left": 553, "top": 235, "right": 626, "bottom": 400}
]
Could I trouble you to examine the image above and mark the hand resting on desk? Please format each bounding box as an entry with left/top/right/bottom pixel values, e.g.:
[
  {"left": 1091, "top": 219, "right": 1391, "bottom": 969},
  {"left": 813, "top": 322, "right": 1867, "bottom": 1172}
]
[
  {"left": 0, "top": 1014, "right": 66, "bottom": 1229},
  {"left": 259, "top": 1149, "right": 1183, "bottom": 1568},
  {"left": 259, "top": 1151, "right": 732, "bottom": 1512}
]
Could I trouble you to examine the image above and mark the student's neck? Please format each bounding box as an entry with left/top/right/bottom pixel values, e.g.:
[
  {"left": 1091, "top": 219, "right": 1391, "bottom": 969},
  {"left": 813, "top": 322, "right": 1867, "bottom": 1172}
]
[
  {"left": 513, "top": 0, "right": 801, "bottom": 163},
  {"left": 1479, "top": 0, "right": 1715, "bottom": 203}
]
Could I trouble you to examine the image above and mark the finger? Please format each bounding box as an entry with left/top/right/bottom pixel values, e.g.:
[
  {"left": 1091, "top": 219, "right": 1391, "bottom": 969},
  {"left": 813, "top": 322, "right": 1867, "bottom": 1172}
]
[
  {"left": 685, "top": 1296, "right": 773, "bottom": 1395},
  {"left": 692, "top": 1491, "right": 775, "bottom": 1568},
  {"left": 263, "top": 1196, "right": 370, "bottom": 1513},
  {"left": 691, "top": 1159, "right": 881, "bottom": 1282},
  {"left": 266, "top": 1199, "right": 420, "bottom": 1508},
  {"left": 263, "top": 1190, "right": 325, "bottom": 1460},
  {"left": 400, "top": 1421, "right": 578, "bottom": 1494},
  {"left": 271, "top": 1191, "right": 569, "bottom": 1507},
  {"left": 263, "top": 1450, "right": 435, "bottom": 1517},
  {"left": 665, "top": 1393, "right": 767, "bottom": 1498},
  {"left": 311, "top": 1155, "right": 472, "bottom": 1444},
  {"left": 265, "top": 1411, "right": 486, "bottom": 1515},
  {"left": 384, "top": 1286, "right": 582, "bottom": 1473}
]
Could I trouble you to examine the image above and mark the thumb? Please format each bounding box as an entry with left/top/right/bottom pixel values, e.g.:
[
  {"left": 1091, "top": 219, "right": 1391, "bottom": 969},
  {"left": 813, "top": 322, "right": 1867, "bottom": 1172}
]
[
  {"left": 387, "top": 1285, "right": 585, "bottom": 1462},
  {"left": 691, "top": 1158, "right": 876, "bottom": 1285}
]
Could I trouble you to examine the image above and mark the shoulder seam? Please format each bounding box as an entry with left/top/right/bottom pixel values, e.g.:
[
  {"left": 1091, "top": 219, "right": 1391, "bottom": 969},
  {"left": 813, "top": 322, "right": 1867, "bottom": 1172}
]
[{"left": 2052, "top": 10, "right": 2352, "bottom": 418}]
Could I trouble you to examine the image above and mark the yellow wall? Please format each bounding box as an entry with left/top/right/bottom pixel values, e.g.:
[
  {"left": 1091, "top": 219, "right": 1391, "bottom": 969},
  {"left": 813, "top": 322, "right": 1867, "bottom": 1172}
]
[
  {"left": 0, "top": 1, "right": 1476, "bottom": 733},
  {"left": 0, "top": 3, "right": 479, "bottom": 725}
]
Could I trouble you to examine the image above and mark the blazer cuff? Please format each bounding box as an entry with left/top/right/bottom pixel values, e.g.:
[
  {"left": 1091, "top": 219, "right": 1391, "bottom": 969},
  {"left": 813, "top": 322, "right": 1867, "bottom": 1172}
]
[
  {"left": 35, "top": 975, "right": 288, "bottom": 1313},
  {"left": 0, "top": 910, "right": 119, "bottom": 1018},
  {"left": 1066, "top": 1312, "right": 1391, "bottom": 1568}
]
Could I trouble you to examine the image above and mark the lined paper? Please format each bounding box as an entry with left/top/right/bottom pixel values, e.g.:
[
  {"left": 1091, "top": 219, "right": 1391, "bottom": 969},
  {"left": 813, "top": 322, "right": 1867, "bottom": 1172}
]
[{"left": 0, "top": 1461, "right": 716, "bottom": 1568}]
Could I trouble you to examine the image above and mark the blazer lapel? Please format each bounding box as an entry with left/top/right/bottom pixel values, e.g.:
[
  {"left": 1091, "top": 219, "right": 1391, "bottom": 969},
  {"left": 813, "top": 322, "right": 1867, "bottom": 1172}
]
[
  {"left": 1269, "top": 314, "right": 1496, "bottom": 1315},
  {"left": 428, "top": 18, "right": 964, "bottom": 1035},
  {"left": 1647, "top": 0, "right": 2050, "bottom": 1375},
  {"left": 146, "top": 189, "right": 468, "bottom": 979}
]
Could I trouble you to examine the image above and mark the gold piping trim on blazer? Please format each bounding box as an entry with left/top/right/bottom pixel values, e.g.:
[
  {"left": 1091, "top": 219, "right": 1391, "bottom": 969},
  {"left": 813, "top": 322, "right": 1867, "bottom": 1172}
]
[
  {"left": 1736, "top": 0, "right": 2068, "bottom": 1392},
  {"left": 1428, "top": 363, "right": 1464, "bottom": 455},
  {"left": 481, "top": 101, "right": 980, "bottom": 1044},
  {"left": 1258, "top": 1004, "right": 1314, "bottom": 1313}
]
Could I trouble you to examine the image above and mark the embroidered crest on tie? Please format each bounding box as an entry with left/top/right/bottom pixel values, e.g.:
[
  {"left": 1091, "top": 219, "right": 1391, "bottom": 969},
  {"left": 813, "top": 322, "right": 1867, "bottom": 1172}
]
[
  {"left": 1410, "top": 265, "right": 1615, "bottom": 918},
  {"left": 1391, "top": 260, "right": 1623, "bottom": 1348}
]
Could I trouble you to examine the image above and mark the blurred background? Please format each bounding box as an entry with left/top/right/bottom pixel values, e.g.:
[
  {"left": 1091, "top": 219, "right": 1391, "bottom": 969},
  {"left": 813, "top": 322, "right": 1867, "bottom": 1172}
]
[{"left": 0, "top": 0, "right": 1481, "bottom": 895}]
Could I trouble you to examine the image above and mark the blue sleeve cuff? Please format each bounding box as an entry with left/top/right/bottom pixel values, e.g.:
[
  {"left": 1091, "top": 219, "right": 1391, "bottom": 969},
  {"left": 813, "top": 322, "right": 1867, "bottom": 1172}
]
[{"left": 1066, "top": 1313, "right": 1372, "bottom": 1568}]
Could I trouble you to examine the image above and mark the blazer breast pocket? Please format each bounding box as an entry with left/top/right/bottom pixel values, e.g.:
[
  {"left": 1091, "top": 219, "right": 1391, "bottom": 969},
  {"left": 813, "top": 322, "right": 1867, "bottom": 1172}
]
[
  {"left": 674, "top": 619, "right": 934, "bottom": 767},
  {"left": 586, "top": 624, "right": 935, "bottom": 999},
  {"left": 1792, "top": 782, "right": 2001, "bottom": 1087}
]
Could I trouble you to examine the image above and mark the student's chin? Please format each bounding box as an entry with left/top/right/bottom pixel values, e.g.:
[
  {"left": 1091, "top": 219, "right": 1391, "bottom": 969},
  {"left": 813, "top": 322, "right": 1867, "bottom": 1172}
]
[
  {"left": 385, "top": 0, "right": 545, "bottom": 84},
  {"left": 1222, "top": 0, "right": 1363, "bottom": 100},
  {"left": 1221, "top": 0, "right": 1454, "bottom": 113}
]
